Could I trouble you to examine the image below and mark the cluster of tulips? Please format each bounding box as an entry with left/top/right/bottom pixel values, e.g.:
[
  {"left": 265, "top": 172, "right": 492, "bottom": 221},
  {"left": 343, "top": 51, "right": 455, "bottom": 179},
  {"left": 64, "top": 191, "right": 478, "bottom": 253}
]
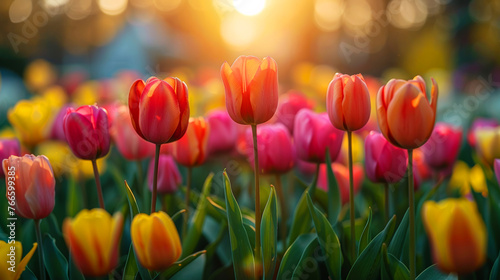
[{"left": 1, "top": 55, "right": 500, "bottom": 280}]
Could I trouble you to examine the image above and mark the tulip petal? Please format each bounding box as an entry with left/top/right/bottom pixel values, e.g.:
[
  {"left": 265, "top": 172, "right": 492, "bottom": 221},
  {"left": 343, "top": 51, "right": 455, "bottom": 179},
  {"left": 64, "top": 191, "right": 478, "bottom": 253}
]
[
  {"left": 129, "top": 79, "right": 146, "bottom": 139},
  {"left": 221, "top": 62, "right": 245, "bottom": 124},
  {"left": 64, "top": 111, "right": 98, "bottom": 160},
  {"left": 15, "top": 242, "right": 37, "bottom": 280},
  {"left": 342, "top": 75, "right": 371, "bottom": 131},
  {"left": 326, "top": 77, "right": 345, "bottom": 130},
  {"left": 248, "top": 56, "right": 279, "bottom": 124},
  {"left": 164, "top": 77, "right": 190, "bottom": 142}
]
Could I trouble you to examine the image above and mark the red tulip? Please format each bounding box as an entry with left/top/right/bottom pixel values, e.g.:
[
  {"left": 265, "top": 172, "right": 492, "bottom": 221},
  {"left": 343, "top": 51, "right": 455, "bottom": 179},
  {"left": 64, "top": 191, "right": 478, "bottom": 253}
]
[
  {"left": 147, "top": 155, "right": 181, "bottom": 194},
  {"left": 327, "top": 73, "right": 371, "bottom": 131},
  {"left": 0, "top": 139, "right": 21, "bottom": 178},
  {"left": 221, "top": 56, "right": 278, "bottom": 125},
  {"left": 111, "top": 106, "right": 155, "bottom": 160},
  {"left": 171, "top": 117, "right": 210, "bottom": 167},
  {"left": 245, "top": 123, "right": 295, "bottom": 174},
  {"left": 364, "top": 131, "right": 408, "bottom": 184},
  {"left": 206, "top": 110, "right": 239, "bottom": 155},
  {"left": 129, "top": 77, "right": 190, "bottom": 144},
  {"left": 63, "top": 105, "right": 110, "bottom": 160},
  {"left": 318, "top": 163, "right": 364, "bottom": 205},
  {"left": 421, "top": 122, "right": 462, "bottom": 171},
  {"left": 467, "top": 118, "right": 499, "bottom": 148},
  {"left": 293, "top": 109, "right": 344, "bottom": 163},
  {"left": 2, "top": 155, "right": 55, "bottom": 219},
  {"left": 275, "top": 91, "right": 315, "bottom": 133},
  {"left": 377, "top": 76, "right": 438, "bottom": 149}
]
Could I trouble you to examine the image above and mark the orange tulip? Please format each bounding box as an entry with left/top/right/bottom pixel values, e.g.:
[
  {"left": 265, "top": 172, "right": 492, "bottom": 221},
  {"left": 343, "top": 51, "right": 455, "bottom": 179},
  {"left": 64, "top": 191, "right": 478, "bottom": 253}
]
[
  {"left": 377, "top": 76, "right": 438, "bottom": 149},
  {"left": 170, "top": 117, "right": 210, "bottom": 167},
  {"left": 326, "top": 73, "right": 371, "bottom": 131},
  {"left": 221, "top": 56, "right": 278, "bottom": 125}
]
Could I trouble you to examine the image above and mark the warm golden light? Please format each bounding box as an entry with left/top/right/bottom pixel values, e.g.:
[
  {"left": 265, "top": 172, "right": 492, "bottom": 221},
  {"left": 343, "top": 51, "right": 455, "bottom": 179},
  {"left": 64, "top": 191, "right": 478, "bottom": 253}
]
[
  {"left": 98, "top": 0, "right": 128, "bottom": 15},
  {"left": 220, "top": 14, "right": 258, "bottom": 49},
  {"left": 233, "top": 0, "right": 266, "bottom": 16}
]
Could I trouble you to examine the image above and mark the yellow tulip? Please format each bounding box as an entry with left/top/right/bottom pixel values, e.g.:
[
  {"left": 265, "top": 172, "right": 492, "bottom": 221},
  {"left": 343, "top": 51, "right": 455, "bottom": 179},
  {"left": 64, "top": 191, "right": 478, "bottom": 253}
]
[
  {"left": 448, "top": 161, "right": 488, "bottom": 196},
  {"left": 131, "top": 211, "right": 182, "bottom": 271},
  {"left": 0, "top": 241, "right": 37, "bottom": 280},
  {"left": 475, "top": 127, "right": 500, "bottom": 165},
  {"left": 63, "top": 209, "right": 123, "bottom": 276},
  {"left": 24, "top": 59, "right": 57, "bottom": 92},
  {"left": 422, "top": 198, "right": 486, "bottom": 274}
]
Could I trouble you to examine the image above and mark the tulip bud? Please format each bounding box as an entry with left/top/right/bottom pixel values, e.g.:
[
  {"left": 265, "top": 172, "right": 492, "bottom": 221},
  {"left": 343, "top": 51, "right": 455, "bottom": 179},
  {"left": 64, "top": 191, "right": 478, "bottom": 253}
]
[
  {"left": 327, "top": 73, "right": 371, "bottom": 131},
  {"left": 422, "top": 198, "right": 486, "bottom": 274},
  {"left": 63, "top": 105, "right": 111, "bottom": 160},
  {"left": 171, "top": 117, "right": 210, "bottom": 167},
  {"left": 63, "top": 209, "right": 123, "bottom": 277},
  {"left": 318, "top": 163, "right": 364, "bottom": 205},
  {"left": 474, "top": 127, "right": 500, "bottom": 166},
  {"left": 131, "top": 211, "right": 182, "bottom": 271},
  {"left": 0, "top": 139, "right": 21, "bottom": 178},
  {"left": 275, "top": 91, "right": 315, "bottom": 133},
  {"left": 0, "top": 240, "right": 37, "bottom": 280},
  {"left": 377, "top": 76, "right": 438, "bottom": 149},
  {"left": 467, "top": 118, "right": 498, "bottom": 148},
  {"left": 293, "top": 109, "right": 344, "bottom": 163},
  {"left": 221, "top": 56, "right": 279, "bottom": 125},
  {"left": 129, "top": 77, "right": 190, "bottom": 144},
  {"left": 147, "top": 155, "right": 181, "bottom": 194},
  {"left": 206, "top": 110, "right": 239, "bottom": 155},
  {"left": 364, "top": 131, "right": 408, "bottom": 184},
  {"left": 421, "top": 123, "right": 462, "bottom": 171},
  {"left": 2, "top": 155, "right": 55, "bottom": 220}
]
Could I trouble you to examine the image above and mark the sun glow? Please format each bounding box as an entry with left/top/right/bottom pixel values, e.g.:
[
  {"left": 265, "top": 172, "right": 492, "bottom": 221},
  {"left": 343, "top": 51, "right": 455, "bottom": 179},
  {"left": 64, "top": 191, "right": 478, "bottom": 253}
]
[{"left": 233, "top": 0, "right": 266, "bottom": 16}]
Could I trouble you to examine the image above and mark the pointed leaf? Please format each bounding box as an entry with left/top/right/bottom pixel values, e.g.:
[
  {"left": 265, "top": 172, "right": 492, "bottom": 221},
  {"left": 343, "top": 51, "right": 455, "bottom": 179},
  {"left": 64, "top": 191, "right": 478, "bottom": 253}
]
[
  {"left": 124, "top": 180, "right": 140, "bottom": 217},
  {"left": 122, "top": 244, "right": 138, "bottom": 280},
  {"left": 325, "top": 150, "right": 341, "bottom": 225},
  {"left": 416, "top": 264, "right": 457, "bottom": 280},
  {"left": 288, "top": 184, "right": 315, "bottom": 247},
  {"left": 358, "top": 208, "right": 373, "bottom": 256},
  {"left": 43, "top": 233, "right": 69, "bottom": 280},
  {"left": 291, "top": 238, "right": 321, "bottom": 279},
  {"left": 388, "top": 209, "right": 409, "bottom": 260},
  {"left": 156, "top": 250, "right": 207, "bottom": 279},
  {"left": 491, "top": 253, "right": 500, "bottom": 280},
  {"left": 261, "top": 187, "right": 278, "bottom": 280},
  {"left": 381, "top": 243, "right": 409, "bottom": 280}
]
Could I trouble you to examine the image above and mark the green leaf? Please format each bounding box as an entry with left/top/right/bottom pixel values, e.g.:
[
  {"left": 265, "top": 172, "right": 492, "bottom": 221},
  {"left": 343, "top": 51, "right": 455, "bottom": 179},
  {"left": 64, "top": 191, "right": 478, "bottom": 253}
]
[
  {"left": 491, "top": 253, "right": 500, "bottom": 280},
  {"left": 122, "top": 244, "right": 138, "bottom": 280},
  {"left": 416, "top": 264, "right": 457, "bottom": 280},
  {"left": 261, "top": 187, "right": 278, "bottom": 280},
  {"left": 156, "top": 250, "right": 207, "bottom": 279},
  {"left": 347, "top": 216, "right": 396, "bottom": 280},
  {"left": 46, "top": 213, "right": 62, "bottom": 237},
  {"left": 489, "top": 193, "right": 500, "bottom": 250},
  {"left": 124, "top": 180, "right": 140, "bottom": 217},
  {"left": 42, "top": 233, "right": 69, "bottom": 280},
  {"left": 388, "top": 209, "right": 409, "bottom": 260},
  {"left": 20, "top": 266, "right": 37, "bottom": 280},
  {"left": 291, "top": 238, "right": 321, "bottom": 279},
  {"left": 288, "top": 184, "right": 315, "bottom": 247},
  {"left": 182, "top": 173, "right": 214, "bottom": 258},
  {"left": 358, "top": 207, "right": 373, "bottom": 256},
  {"left": 381, "top": 243, "right": 409, "bottom": 280},
  {"left": 325, "top": 150, "right": 341, "bottom": 225},
  {"left": 223, "top": 171, "right": 255, "bottom": 280},
  {"left": 277, "top": 233, "right": 317, "bottom": 279},
  {"left": 172, "top": 209, "right": 187, "bottom": 222},
  {"left": 306, "top": 193, "right": 343, "bottom": 280}
]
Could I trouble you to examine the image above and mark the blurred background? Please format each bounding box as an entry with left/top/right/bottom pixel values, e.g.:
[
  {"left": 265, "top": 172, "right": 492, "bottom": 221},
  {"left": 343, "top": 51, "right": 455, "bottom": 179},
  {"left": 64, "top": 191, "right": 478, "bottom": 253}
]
[{"left": 0, "top": 0, "right": 500, "bottom": 129}]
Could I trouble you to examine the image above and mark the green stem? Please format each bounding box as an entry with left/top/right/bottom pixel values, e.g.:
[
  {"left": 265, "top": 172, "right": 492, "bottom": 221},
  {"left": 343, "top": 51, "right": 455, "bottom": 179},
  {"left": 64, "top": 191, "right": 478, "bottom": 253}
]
[
  {"left": 251, "top": 124, "right": 262, "bottom": 279},
  {"left": 408, "top": 149, "right": 416, "bottom": 280},
  {"left": 311, "top": 163, "right": 320, "bottom": 188},
  {"left": 34, "top": 219, "right": 45, "bottom": 280},
  {"left": 275, "top": 174, "right": 288, "bottom": 244},
  {"left": 91, "top": 159, "right": 105, "bottom": 209},
  {"left": 183, "top": 167, "right": 192, "bottom": 240},
  {"left": 348, "top": 131, "right": 356, "bottom": 261},
  {"left": 151, "top": 144, "right": 161, "bottom": 214},
  {"left": 385, "top": 183, "right": 390, "bottom": 223}
]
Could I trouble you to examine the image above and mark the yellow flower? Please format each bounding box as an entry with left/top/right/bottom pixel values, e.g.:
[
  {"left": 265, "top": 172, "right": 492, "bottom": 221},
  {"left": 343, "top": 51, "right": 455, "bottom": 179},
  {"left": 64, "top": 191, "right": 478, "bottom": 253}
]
[
  {"left": 72, "top": 81, "right": 98, "bottom": 106},
  {"left": 449, "top": 161, "right": 488, "bottom": 196},
  {"left": 475, "top": 127, "right": 500, "bottom": 165},
  {"left": 131, "top": 211, "right": 182, "bottom": 271},
  {"left": 63, "top": 209, "right": 123, "bottom": 276},
  {"left": 422, "top": 198, "right": 486, "bottom": 274},
  {"left": 24, "top": 59, "right": 57, "bottom": 92},
  {"left": 0, "top": 241, "right": 37, "bottom": 280},
  {"left": 40, "top": 86, "right": 68, "bottom": 109}
]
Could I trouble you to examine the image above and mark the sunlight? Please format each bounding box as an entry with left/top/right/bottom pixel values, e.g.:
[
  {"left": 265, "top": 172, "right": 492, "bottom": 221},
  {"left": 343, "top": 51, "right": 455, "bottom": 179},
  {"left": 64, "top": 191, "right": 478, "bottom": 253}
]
[{"left": 233, "top": 0, "right": 266, "bottom": 16}]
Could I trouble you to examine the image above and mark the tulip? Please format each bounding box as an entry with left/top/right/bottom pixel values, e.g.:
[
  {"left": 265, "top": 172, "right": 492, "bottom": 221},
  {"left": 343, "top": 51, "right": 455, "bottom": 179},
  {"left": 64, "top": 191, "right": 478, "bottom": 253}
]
[
  {"left": 449, "top": 161, "right": 488, "bottom": 197},
  {"left": 131, "top": 211, "right": 182, "bottom": 271},
  {"left": 318, "top": 163, "right": 363, "bottom": 204},
  {"left": 275, "top": 91, "right": 315, "bottom": 133},
  {"left": 147, "top": 155, "right": 181, "bottom": 194},
  {"left": 206, "top": 110, "right": 238, "bottom": 155},
  {"left": 0, "top": 139, "right": 21, "bottom": 178},
  {"left": 421, "top": 123, "right": 462, "bottom": 171},
  {"left": 221, "top": 56, "right": 278, "bottom": 125},
  {"left": 474, "top": 127, "right": 500, "bottom": 166},
  {"left": 111, "top": 106, "right": 155, "bottom": 161},
  {"left": 63, "top": 209, "right": 123, "bottom": 277},
  {"left": 294, "top": 109, "right": 344, "bottom": 164},
  {"left": 422, "top": 198, "right": 486, "bottom": 274},
  {"left": 129, "top": 77, "right": 189, "bottom": 144},
  {"left": 365, "top": 131, "right": 408, "bottom": 183},
  {"left": 495, "top": 159, "right": 500, "bottom": 186},
  {"left": 0, "top": 241, "right": 37, "bottom": 280},
  {"left": 467, "top": 118, "right": 498, "bottom": 148},
  {"left": 50, "top": 105, "right": 72, "bottom": 142}
]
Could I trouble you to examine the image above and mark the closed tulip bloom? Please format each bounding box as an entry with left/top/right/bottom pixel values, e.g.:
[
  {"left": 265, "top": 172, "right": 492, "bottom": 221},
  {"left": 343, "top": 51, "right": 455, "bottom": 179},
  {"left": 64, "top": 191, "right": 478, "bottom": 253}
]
[
  {"left": 275, "top": 91, "right": 315, "bottom": 133},
  {"left": 63, "top": 209, "right": 123, "bottom": 276},
  {"left": 0, "top": 241, "right": 37, "bottom": 280},
  {"left": 2, "top": 155, "right": 55, "bottom": 220},
  {"left": 327, "top": 73, "right": 371, "bottom": 131},
  {"left": 131, "top": 211, "right": 182, "bottom": 271},
  {"left": 50, "top": 105, "right": 72, "bottom": 141},
  {"left": 421, "top": 123, "right": 462, "bottom": 170},
  {"left": 245, "top": 123, "right": 295, "bottom": 174},
  {"left": 474, "top": 127, "right": 500, "bottom": 165},
  {"left": 365, "top": 131, "right": 408, "bottom": 184},
  {"left": 294, "top": 109, "right": 344, "bottom": 163},
  {"left": 422, "top": 199, "right": 486, "bottom": 274},
  {"left": 171, "top": 117, "right": 210, "bottom": 167},
  {"left": 206, "top": 110, "right": 238, "bottom": 155},
  {"left": 467, "top": 118, "right": 498, "bottom": 148},
  {"left": 221, "top": 56, "right": 278, "bottom": 125},
  {"left": 0, "top": 139, "right": 21, "bottom": 178},
  {"left": 63, "top": 105, "right": 111, "bottom": 160},
  {"left": 129, "top": 77, "right": 190, "bottom": 144},
  {"left": 377, "top": 76, "right": 438, "bottom": 149},
  {"left": 147, "top": 155, "right": 181, "bottom": 194},
  {"left": 318, "top": 163, "right": 364, "bottom": 205},
  {"left": 111, "top": 106, "right": 155, "bottom": 160}
]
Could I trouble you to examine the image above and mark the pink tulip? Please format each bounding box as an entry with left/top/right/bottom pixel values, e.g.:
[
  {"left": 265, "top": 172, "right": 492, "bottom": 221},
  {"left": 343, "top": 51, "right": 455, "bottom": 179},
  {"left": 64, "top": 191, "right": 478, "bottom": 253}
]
[
  {"left": 275, "top": 91, "right": 315, "bottom": 133},
  {"left": 147, "top": 155, "right": 181, "bottom": 194},
  {"left": 365, "top": 131, "right": 408, "bottom": 184},
  {"left": 0, "top": 139, "right": 21, "bottom": 178},
  {"left": 318, "top": 163, "right": 364, "bottom": 205},
  {"left": 293, "top": 109, "right": 344, "bottom": 163},
  {"left": 495, "top": 159, "right": 500, "bottom": 186},
  {"left": 51, "top": 105, "right": 72, "bottom": 141},
  {"left": 467, "top": 118, "right": 498, "bottom": 148},
  {"left": 63, "top": 105, "right": 110, "bottom": 160},
  {"left": 206, "top": 110, "right": 238, "bottom": 155},
  {"left": 421, "top": 123, "right": 462, "bottom": 171}
]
